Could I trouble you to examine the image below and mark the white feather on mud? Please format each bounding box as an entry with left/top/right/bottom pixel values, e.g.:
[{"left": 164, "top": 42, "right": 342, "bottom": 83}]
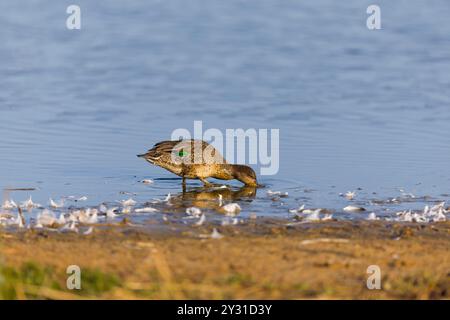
[
  {"left": 292, "top": 206, "right": 332, "bottom": 217},
  {"left": 305, "top": 210, "right": 321, "bottom": 222},
  {"left": 121, "top": 207, "right": 132, "bottom": 214},
  {"left": 0, "top": 212, "right": 24, "bottom": 228},
  {"left": 186, "top": 207, "right": 202, "bottom": 217},
  {"left": 70, "top": 208, "right": 98, "bottom": 224},
  {"left": 61, "top": 221, "right": 79, "bottom": 233},
  {"left": 49, "top": 198, "right": 64, "bottom": 209},
  {"left": 393, "top": 202, "right": 447, "bottom": 223},
  {"left": 267, "top": 190, "right": 288, "bottom": 197},
  {"left": 21, "top": 196, "right": 41, "bottom": 209},
  {"left": 36, "top": 209, "right": 57, "bottom": 227},
  {"left": 99, "top": 204, "right": 108, "bottom": 214},
  {"left": 289, "top": 208, "right": 334, "bottom": 224},
  {"left": 289, "top": 204, "right": 305, "bottom": 214},
  {"left": 135, "top": 207, "right": 158, "bottom": 213},
  {"left": 83, "top": 227, "right": 94, "bottom": 235},
  {"left": 57, "top": 213, "right": 66, "bottom": 225},
  {"left": 15, "top": 214, "right": 24, "bottom": 228},
  {"left": 366, "top": 212, "right": 379, "bottom": 221},
  {"left": 199, "top": 228, "right": 224, "bottom": 239},
  {"left": 344, "top": 191, "right": 356, "bottom": 200},
  {"left": 195, "top": 214, "right": 206, "bottom": 226},
  {"left": 85, "top": 212, "right": 98, "bottom": 224},
  {"left": 221, "top": 217, "right": 240, "bottom": 225},
  {"left": 220, "top": 203, "right": 241, "bottom": 216},
  {"left": 343, "top": 205, "right": 366, "bottom": 212},
  {"left": 0, "top": 214, "right": 14, "bottom": 227},
  {"left": 210, "top": 228, "right": 224, "bottom": 239},
  {"left": 120, "top": 198, "right": 136, "bottom": 207},
  {"left": 2, "top": 199, "right": 17, "bottom": 210},
  {"left": 106, "top": 207, "right": 118, "bottom": 218}
]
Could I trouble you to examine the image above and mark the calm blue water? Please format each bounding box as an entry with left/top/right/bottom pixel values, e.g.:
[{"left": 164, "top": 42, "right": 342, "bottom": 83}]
[{"left": 1, "top": 1, "right": 450, "bottom": 222}]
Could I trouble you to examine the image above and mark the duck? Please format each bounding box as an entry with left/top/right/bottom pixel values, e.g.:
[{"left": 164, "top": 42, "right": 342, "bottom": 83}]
[{"left": 138, "top": 139, "right": 258, "bottom": 187}]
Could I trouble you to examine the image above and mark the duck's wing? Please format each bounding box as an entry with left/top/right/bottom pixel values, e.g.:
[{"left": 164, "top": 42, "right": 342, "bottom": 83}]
[
  {"left": 140, "top": 140, "right": 180, "bottom": 161},
  {"left": 197, "top": 139, "right": 228, "bottom": 165},
  {"left": 151, "top": 140, "right": 182, "bottom": 154},
  {"left": 148, "top": 139, "right": 227, "bottom": 165}
]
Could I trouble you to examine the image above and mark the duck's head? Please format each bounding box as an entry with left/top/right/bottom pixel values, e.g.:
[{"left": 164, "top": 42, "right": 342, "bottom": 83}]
[
  {"left": 137, "top": 151, "right": 162, "bottom": 165},
  {"left": 231, "top": 165, "right": 258, "bottom": 187}
]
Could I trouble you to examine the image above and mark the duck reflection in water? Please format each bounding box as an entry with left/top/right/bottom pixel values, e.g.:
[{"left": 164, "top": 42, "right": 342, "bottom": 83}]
[{"left": 168, "top": 185, "right": 257, "bottom": 212}]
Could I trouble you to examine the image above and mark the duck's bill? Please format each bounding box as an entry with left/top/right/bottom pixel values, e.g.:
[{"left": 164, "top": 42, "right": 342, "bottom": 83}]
[{"left": 138, "top": 154, "right": 161, "bottom": 164}]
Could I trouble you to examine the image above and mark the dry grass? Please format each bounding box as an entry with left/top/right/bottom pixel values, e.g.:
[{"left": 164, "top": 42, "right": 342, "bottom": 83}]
[{"left": 0, "top": 220, "right": 449, "bottom": 299}]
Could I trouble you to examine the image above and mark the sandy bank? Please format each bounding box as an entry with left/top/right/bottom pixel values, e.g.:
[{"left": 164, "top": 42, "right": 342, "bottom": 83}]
[{"left": 0, "top": 219, "right": 449, "bottom": 299}]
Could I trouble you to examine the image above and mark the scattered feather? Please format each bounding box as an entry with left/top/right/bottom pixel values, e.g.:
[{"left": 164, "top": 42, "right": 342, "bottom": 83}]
[
  {"left": 267, "top": 190, "right": 288, "bottom": 197},
  {"left": 221, "top": 217, "right": 239, "bottom": 226},
  {"left": 186, "top": 207, "right": 202, "bottom": 217},
  {"left": 289, "top": 204, "right": 305, "bottom": 214},
  {"left": 304, "top": 209, "right": 321, "bottom": 222},
  {"left": 120, "top": 198, "right": 136, "bottom": 206},
  {"left": 86, "top": 212, "right": 98, "bottom": 224},
  {"left": 343, "top": 205, "right": 366, "bottom": 212},
  {"left": 57, "top": 213, "right": 66, "bottom": 225},
  {"left": 106, "top": 207, "right": 118, "bottom": 218},
  {"left": 37, "top": 209, "right": 56, "bottom": 226},
  {"left": 15, "top": 214, "right": 24, "bottom": 228},
  {"left": 61, "top": 221, "right": 79, "bottom": 233},
  {"left": 195, "top": 214, "right": 206, "bottom": 226},
  {"left": 220, "top": 203, "right": 241, "bottom": 216},
  {"left": 210, "top": 228, "right": 223, "bottom": 239},
  {"left": 83, "top": 227, "right": 94, "bottom": 235},
  {"left": 99, "top": 204, "right": 108, "bottom": 213},
  {"left": 394, "top": 202, "right": 447, "bottom": 223},
  {"left": 345, "top": 191, "right": 356, "bottom": 200},
  {"left": 0, "top": 213, "right": 16, "bottom": 227},
  {"left": 72, "top": 208, "right": 98, "bottom": 224},
  {"left": 21, "top": 196, "right": 40, "bottom": 209},
  {"left": 49, "top": 198, "right": 64, "bottom": 209},
  {"left": 135, "top": 207, "right": 158, "bottom": 213},
  {"left": 367, "top": 212, "right": 379, "bottom": 221},
  {"left": 2, "top": 199, "right": 17, "bottom": 210},
  {"left": 122, "top": 207, "right": 132, "bottom": 214}
]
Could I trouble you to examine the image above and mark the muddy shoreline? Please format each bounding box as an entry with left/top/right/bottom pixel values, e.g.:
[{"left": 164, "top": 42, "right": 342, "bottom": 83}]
[{"left": 1, "top": 219, "right": 449, "bottom": 299}]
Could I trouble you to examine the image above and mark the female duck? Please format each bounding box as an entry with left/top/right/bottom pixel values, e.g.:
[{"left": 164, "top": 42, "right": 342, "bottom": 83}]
[{"left": 138, "top": 139, "right": 258, "bottom": 187}]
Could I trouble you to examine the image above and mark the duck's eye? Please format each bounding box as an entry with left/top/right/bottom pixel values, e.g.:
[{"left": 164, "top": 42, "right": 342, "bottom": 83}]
[{"left": 178, "top": 150, "right": 188, "bottom": 157}]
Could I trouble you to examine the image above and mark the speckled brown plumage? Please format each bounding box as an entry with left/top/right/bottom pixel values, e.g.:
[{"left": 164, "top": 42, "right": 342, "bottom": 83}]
[{"left": 138, "top": 139, "right": 258, "bottom": 187}]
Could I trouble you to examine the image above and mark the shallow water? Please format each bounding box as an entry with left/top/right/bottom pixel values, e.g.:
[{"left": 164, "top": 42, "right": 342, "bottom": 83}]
[{"left": 1, "top": 1, "right": 450, "bottom": 227}]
